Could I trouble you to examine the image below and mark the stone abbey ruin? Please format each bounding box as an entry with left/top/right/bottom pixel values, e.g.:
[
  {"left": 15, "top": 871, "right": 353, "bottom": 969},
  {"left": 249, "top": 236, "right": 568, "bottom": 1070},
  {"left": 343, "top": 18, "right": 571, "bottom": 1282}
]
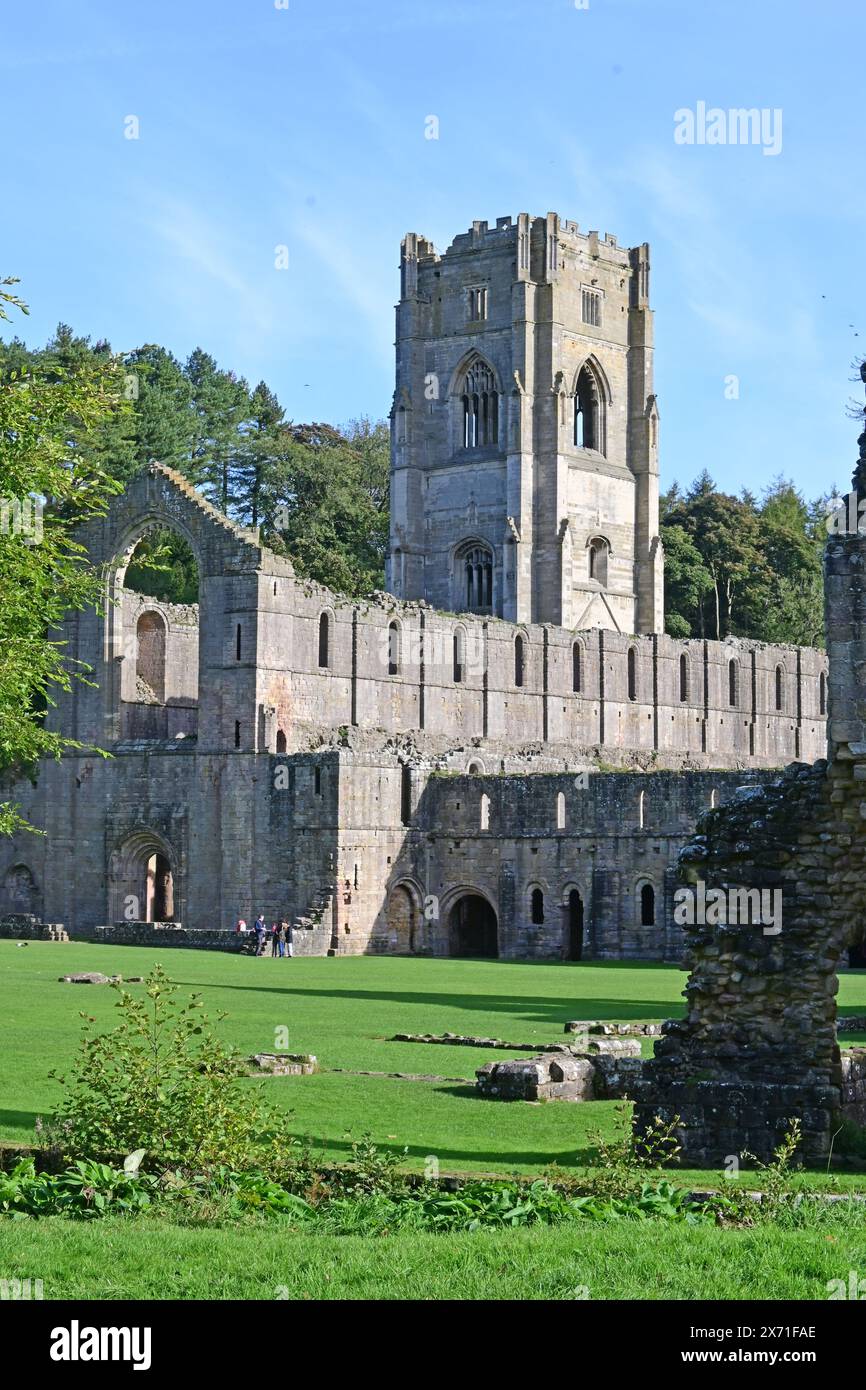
[{"left": 0, "top": 213, "right": 831, "bottom": 973}]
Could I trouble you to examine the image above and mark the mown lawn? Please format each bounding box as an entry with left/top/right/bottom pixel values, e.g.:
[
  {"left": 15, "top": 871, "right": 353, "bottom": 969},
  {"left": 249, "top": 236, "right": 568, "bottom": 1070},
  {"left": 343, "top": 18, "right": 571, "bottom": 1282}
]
[
  {"left": 2, "top": 942, "right": 866, "bottom": 1190},
  {"left": 1, "top": 1215, "right": 864, "bottom": 1300}
]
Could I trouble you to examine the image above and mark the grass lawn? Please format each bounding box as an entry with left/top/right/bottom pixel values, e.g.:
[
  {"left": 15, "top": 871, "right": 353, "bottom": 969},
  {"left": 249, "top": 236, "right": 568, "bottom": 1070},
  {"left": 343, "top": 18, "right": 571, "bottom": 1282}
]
[
  {"left": 0, "top": 1214, "right": 865, "bottom": 1300},
  {"left": 3, "top": 941, "right": 866, "bottom": 1190}
]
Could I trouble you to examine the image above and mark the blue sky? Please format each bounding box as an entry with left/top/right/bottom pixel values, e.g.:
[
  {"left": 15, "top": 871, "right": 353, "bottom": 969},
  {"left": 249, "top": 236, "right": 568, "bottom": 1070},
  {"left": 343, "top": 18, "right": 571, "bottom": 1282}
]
[{"left": 3, "top": 0, "right": 864, "bottom": 500}]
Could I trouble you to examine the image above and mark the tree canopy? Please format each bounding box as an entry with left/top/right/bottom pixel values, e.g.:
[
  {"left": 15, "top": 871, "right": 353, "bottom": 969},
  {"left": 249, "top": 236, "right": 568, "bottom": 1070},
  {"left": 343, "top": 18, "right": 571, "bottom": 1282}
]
[{"left": 660, "top": 472, "right": 832, "bottom": 646}]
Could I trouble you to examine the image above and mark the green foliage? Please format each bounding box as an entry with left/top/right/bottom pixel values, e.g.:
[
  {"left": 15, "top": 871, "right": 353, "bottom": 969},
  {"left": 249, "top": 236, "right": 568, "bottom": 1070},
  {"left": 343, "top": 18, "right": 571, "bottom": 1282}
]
[
  {"left": 738, "top": 1118, "right": 804, "bottom": 1221},
  {"left": 261, "top": 417, "right": 390, "bottom": 595},
  {"left": 45, "top": 965, "right": 301, "bottom": 1173},
  {"left": 584, "top": 1103, "right": 682, "bottom": 1201},
  {"left": 123, "top": 529, "right": 199, "bottom": 604},
  {"left": 0, "top": 1157, "right": 155, "bottom": 1220},
  {"left": 0, "top": 322, "right": 391, "bottom": 603},
  {"left": 0, "top": 293, "right": 128, "bottom": 835},
  {"left": 661, "top": 474, "right": 829, "bottom": 644}
]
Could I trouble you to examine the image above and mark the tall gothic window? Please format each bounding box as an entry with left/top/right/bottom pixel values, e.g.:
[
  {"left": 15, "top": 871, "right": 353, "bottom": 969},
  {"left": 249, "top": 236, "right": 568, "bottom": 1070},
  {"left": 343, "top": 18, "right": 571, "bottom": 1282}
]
[
  {"left": 679, "top": 653, "right": 689, "bottom": 703},
  {"left": 581, "top": 288, "right": 602, "bottom": 327},
  {"left": 588, "top": 537, "right": 609, "bottom": 586},
  {"left": 574, "top": 364, "right": 603, "bottom": 452},
  {"left": 461, "top": 359, "right": 498, "bottom": 449},
  {"left": 458, "top": 543, "right": 493, "bottom": 614}
]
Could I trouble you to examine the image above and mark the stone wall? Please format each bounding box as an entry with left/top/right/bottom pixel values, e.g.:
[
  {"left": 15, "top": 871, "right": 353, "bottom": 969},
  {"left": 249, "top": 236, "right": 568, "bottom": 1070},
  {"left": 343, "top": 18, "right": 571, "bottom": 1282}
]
[{"left": 384, "top": 766, "right": 773, "bottom": 960}]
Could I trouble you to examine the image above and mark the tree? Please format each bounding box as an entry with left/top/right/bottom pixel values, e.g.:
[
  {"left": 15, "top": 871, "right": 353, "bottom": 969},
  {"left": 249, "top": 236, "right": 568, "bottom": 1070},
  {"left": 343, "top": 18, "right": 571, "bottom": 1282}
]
[
  {"left": 261, "top": 416, "right": 390, "bottom": 594},
  {"left": 185, "top": 348, "right": 250, "bottom": 515},
  {"left": 0, "top": 287, "right": 127, "bottom": 835}
]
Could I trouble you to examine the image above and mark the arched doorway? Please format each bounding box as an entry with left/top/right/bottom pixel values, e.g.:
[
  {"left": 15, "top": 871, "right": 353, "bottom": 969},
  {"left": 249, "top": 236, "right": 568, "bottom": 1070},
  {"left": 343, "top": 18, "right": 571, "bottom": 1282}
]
[
  {"left": 448, "top": 894, "right": 498, "bottom": 958},
  {"left": 1, "top": 864, "right": 37, "bottom": 916},
  {"left": 386, "top": 884, "right": 418, "bottom": 954},
  {"left": 136, "top": 611, "right": 166, "bottom": 703},
  {"left": 109, "top": 832, "right": 176, "bottom": 923},
  {"left": 565, "top": 889, "right": 584, "bottom": 961},
  {"left": 146, "top": 852, "right": 174, "bottom": 921}
]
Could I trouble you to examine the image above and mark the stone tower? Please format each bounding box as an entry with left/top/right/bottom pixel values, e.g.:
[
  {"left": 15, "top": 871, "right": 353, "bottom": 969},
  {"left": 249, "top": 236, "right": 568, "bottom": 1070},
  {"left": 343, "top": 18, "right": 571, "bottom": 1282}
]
[{"left": 387, "top": 213, "right": 664, "bottom": 633}]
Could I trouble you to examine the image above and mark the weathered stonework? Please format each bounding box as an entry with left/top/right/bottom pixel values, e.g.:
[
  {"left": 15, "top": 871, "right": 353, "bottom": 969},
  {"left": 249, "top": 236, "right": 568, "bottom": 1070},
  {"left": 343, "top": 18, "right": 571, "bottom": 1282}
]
[
  {"left": 0, "top": 917, "right": 67, "bottom": 941},
  {"left": 476, "top": 1051, "right": 642, "bottom": 1102},
  {"left": 247, "top": 1053, "right": 319, "bottom": 1076}
]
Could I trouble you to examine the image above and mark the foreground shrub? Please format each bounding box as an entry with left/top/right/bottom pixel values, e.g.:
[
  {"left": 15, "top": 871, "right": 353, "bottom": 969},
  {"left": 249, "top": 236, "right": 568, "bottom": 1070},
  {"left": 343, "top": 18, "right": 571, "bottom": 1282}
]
[
  {"left": 43, "top": 966, "right": 304, "bottom": 1175},
  {"left": 0, "top": 1158, "right": 155, "bottom": 1220}
]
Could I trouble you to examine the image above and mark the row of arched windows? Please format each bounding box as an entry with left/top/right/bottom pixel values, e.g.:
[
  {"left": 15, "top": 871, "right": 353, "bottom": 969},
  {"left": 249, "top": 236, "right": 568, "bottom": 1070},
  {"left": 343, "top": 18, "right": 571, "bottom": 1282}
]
[
  {"left": 524, "top": 883, "right": 656, "bottom": 927},
  {"left": 315, "top": 611, "right": 827, "bottom": 714},
  {"left": 455, "top": 354, "right": 608, "bottom": 456}
]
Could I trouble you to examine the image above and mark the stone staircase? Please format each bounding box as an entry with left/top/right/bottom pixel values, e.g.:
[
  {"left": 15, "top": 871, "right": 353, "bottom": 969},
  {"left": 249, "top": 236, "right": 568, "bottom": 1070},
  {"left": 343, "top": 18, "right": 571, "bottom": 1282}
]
[{"left": 290, "top": 884, "right": 336, "bottom": 955}]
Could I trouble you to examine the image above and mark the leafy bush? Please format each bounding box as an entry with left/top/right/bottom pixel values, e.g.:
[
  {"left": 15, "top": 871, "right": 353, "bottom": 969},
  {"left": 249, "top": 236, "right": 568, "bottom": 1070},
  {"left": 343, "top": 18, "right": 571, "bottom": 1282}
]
[
  {"left": 43, "top": 966, "right": 304, "bottom": 1175},
  {"left": 0, "top": 1158, "right": 155, "bottom": 1220},
  {"left": 583, "top": 1103, "right": 683, "bottom": 1201}
]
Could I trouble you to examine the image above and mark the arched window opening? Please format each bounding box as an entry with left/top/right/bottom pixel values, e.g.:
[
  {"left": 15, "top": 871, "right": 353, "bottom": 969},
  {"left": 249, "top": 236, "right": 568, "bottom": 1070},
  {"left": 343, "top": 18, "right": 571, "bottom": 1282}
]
[
  {"left": 314, "top": 766, "right": 322, "bottom": 795},
  {"left": 514, "top": 635, "right": 525, "bottom": 688},
  {"left": 627, "top": 647, "right": 638, "bottom": 702},
  {"left": 588, "top": 537, "right": 609, "bottom": 586},
  {"left": 234, "top": 720, "right": 241, "bottom": 749},
  {"left": 640, "top": 883, "right": 656, "bottom": 927},
  {"left": 820, "top": 671, "right": 827, "bottom": 716},
  {"left": 276, "top": 729, "right": 287, "bottom": 754},
  {"left": 556, "top": 791, "right": 566, "bottom": 830},
  {"left": 572, "top": 642, "right": 582, "bottom": 693},
  {"left": 235, "top": 623, "right": 242, "bottom": 661},
  {"left": 710, "top": 787, "right": 719, "bottom": 809},
  {"left": 775, "top": 665, "right": 783, "bottom": 712},
  {"left": 136, "top": 611, "right": 166, "bottom": 704},
  {"left": 467, "top": 760, "right": 483, "bottom": 774},
  {"left": 638, "top": 790, "right": 646, "bottom": 829},
  {"left": 530, "top": 888, "right": 545, "bottom": 925},
  {"left": 461, "top": 359, "right": 498, "bottom": 449},
  {"left": 728, "top": 659, "right": 739, "bottom": 708},
  {"left": 574, "top": 365, "right": 603, "bottom": 452},
  {"left": 388, "top": 621, "right": 401, "bottom": 676},
  {"left": 566, "top": 889, "right": 584, "bottom": 961},
  {"left": 117, "top": 529, "right": 200, "bottom": 742},
  {"left": 679, "top": 653, "right": 689, "bottom": 703},
  {"left": 318, "top": 612, "right": 330, "bottom": 669},
  {"left": 480, "top": 793, "right": 490, "bottom": 830},
  {"left": 458, "top": 544, "right": 493, "bottom": 614},
  {"left": 453, "top": 629, "right": 465, "bottom": 683}
]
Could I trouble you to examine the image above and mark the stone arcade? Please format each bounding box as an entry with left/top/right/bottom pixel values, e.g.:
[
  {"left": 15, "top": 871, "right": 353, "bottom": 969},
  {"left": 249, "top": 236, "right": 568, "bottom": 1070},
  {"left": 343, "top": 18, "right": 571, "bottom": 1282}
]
[{"left": 0, "top": 213, "right": 828, "bottom": 960}]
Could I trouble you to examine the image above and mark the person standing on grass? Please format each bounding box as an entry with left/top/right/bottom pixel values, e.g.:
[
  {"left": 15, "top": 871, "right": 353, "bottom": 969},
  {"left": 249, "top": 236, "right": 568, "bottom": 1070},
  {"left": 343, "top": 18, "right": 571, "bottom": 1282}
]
[
  {"left": 270, "top": 921, "right": 281, "bottom": 957},
  {"left": 254, "top": 915, "right": 266, "bottom": 956},
  {"left": 282, "top": 917, "right": 293, "bottom": 959}
]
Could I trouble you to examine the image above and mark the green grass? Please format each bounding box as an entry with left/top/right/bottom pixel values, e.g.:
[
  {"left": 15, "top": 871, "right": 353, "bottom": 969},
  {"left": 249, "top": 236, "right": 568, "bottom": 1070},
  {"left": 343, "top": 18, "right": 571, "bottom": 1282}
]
[
  {"left": 1, "top": 1214, "right": 865, "bottom": 1300},
  {"left": 3, "top": 942, "right": 866, "bottom": 1190},
  {"left": 6, "top": 943, "right": 866, "bottom": 1301}
]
